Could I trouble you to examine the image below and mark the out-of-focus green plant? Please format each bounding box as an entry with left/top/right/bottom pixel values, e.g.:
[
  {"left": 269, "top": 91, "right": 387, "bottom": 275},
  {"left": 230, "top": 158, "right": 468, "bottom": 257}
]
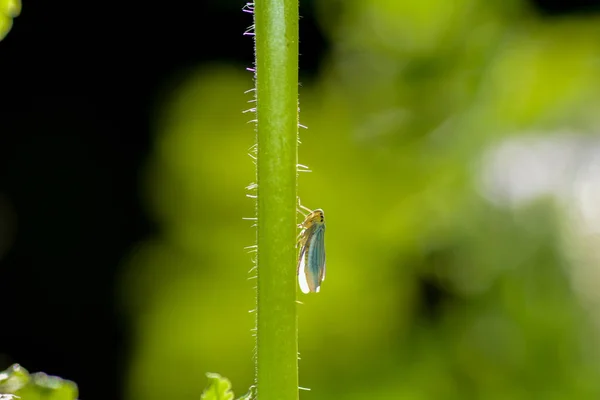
[
  {"left": 122, "top": 1, "right": 600, "bottom": 400},
  {"left": 0, "top": 0, "right": 20, "bottom": 41},
  {"left": 200, "top": 373, "right": 254, "bottom": 400},
  {"left": 0, "top": 364, "right": 78, "bottom": 400}
]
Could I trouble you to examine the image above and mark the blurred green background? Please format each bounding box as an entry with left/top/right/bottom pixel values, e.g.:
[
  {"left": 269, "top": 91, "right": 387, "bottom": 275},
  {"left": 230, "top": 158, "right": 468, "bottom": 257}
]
[
  {"left": 3, "top": 0, "right": 600, "bottom": 399},
  {"left": 121, "top": 1, "right": 600, "bottom": 399}
]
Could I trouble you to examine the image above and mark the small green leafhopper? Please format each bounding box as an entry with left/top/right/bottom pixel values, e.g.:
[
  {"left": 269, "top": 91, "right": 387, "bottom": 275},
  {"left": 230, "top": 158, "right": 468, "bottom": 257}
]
[{"left": 297, "top": 206, "right": 326, "bottom": 294}]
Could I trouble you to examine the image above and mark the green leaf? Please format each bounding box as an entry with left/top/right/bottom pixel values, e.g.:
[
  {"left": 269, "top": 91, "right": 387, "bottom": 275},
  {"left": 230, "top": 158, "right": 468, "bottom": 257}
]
[
  {"left": 0, "top": 364, "right": 30, "bottom": 394},
  {"left": 0, "top": 364, "right": 78, "bottom": 400},
  {"left": 15, "top": 372, "right": 79, "bottom": 400},
  {"left": 200, "top": 373, "right": 234, "bottom": 400},
  {"left": 0, "top": 0, "right": 20, "bottom": 41}
]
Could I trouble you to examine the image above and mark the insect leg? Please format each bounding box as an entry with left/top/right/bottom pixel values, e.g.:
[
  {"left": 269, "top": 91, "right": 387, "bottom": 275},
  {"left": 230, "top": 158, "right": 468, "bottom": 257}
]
[{"left": 297, "top": 198, "right": 313, "bottom": 217}]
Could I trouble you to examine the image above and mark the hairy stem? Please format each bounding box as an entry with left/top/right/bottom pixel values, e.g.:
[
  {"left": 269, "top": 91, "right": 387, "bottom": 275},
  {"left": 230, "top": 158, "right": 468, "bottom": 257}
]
[{"left": 253, "top": 0, "right": 299, "bottom": 399}]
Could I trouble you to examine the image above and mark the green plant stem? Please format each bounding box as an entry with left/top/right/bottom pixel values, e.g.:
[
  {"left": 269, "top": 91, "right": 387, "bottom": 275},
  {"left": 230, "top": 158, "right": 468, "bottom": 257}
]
[{"left": 254, "top": 0, "right": 299, "bottom": 399}]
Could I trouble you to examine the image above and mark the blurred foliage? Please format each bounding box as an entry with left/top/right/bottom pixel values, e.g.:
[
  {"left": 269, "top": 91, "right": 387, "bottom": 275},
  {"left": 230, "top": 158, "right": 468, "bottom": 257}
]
[
  {"left": 201, "top": 373, "right": 234, "bottom": 400},
  {"left": 0, "top": 0, "right": 19, "bottom": 41},
  {"left": 121, "top": 0, "right": 600, "bottom": 399},
  {"left": 200, "top": 373, "right": 253, "bottom": 400},
  {"left": 0, "top": 364, "right": 78, "bottom": 400}
]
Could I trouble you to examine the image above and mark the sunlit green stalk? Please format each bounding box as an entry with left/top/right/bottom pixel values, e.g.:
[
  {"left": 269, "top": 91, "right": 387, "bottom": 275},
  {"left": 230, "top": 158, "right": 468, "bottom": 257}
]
[{"left": 253, "top": 0, "right": 299, "bottom": 399}]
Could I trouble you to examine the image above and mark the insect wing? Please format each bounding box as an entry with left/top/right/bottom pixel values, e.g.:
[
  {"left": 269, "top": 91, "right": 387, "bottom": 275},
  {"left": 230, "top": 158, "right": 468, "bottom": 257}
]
[
  {"left": 297, "top": 246, "right": 310, "bottom": 294},
  {"left": 297, "top": 222, "right": 325, "bottom": 293},
  {"left": 297, "top": 224, "right": 314, "bottom": 294},
  {"left": 307, "top": 223, "right": 326, "bottom": 292}
]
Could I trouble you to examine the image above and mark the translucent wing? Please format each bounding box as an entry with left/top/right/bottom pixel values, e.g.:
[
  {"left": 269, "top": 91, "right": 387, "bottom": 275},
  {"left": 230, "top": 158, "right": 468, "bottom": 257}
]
[
  {"left": 296, "top": 208, "right": 326, "bottom": 294},
  {"left": 297, "top": 233, "right": 310, "bottom": 294},
  {"left": 306, "top": 224, "right": 326, "bottom": 293}
]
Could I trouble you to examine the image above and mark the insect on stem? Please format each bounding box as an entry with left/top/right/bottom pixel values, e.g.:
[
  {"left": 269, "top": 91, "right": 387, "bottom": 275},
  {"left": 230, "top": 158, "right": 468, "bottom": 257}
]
[{"left": 296, "top": 205, "right": 326, "bottom": 294}]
